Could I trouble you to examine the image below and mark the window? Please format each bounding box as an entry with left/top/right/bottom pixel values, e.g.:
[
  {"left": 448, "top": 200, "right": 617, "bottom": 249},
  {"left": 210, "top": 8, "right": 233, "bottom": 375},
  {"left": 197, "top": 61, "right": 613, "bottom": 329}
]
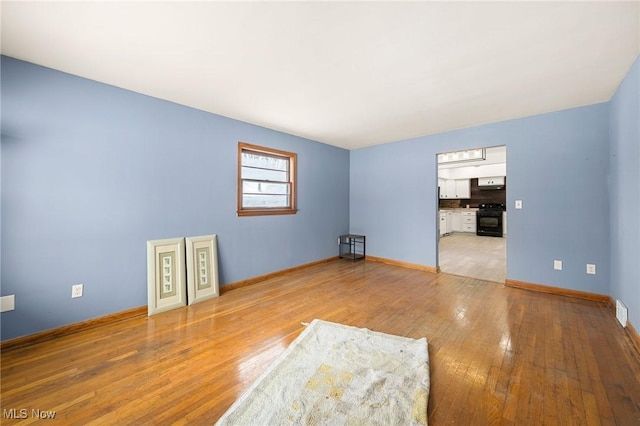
[{"left": 237, "top": 142, "right": 297, "bottom": 216}]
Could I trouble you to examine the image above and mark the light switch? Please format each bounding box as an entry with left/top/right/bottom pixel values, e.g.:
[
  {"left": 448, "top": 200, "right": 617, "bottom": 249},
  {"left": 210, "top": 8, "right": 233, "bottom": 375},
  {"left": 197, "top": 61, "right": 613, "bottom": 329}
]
[
  {"left": 554, "top": 260, "right": 563, "bottom": 270},
  {"left": 515, "top": 200, "right": 523, "bottom": 209}
]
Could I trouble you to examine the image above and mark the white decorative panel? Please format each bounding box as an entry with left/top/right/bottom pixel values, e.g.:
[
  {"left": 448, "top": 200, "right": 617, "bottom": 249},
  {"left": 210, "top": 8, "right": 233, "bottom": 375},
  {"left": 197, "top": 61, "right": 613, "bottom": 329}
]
[
  {"left": 147, "top": 238, "right": 187, "bottom": 316},
  {"left": 186, "top": 235, "right": 220, "bottom": 305}
]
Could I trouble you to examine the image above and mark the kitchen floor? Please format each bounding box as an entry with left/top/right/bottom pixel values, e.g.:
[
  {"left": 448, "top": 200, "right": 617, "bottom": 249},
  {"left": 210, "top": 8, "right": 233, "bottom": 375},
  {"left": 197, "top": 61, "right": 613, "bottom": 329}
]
[{"left": 438, "top": 232, "right": 506, "bottom": 283}]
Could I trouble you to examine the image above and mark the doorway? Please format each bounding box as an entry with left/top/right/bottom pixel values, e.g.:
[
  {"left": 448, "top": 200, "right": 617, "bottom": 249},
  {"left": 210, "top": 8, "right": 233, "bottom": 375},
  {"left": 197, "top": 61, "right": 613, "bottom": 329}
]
[{"left": 436, "top": 146, "right": 507, "bottom": 283}]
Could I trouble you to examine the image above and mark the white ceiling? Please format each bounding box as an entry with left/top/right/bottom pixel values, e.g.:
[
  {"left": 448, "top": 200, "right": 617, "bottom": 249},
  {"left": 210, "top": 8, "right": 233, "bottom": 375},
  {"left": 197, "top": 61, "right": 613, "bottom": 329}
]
[{"left": 1, "top": 1, "right": 639, "bottom": 150}]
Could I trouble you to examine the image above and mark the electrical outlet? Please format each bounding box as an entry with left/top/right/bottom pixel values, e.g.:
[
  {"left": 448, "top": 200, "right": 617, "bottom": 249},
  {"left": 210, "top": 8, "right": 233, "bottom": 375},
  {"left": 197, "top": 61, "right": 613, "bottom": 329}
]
[
  {"left": 586, "top": 264, "right": 596, "bottom": 275},
  {"left": 72, "top": 284, "right": 84, "bottom": 298},
  {"left": 554, "top": 260, "right": 563, "bottom": 270}
]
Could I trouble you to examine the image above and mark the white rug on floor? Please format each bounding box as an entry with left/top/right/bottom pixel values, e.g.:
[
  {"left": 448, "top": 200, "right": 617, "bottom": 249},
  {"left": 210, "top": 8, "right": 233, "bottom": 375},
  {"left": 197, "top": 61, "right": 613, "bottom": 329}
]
[{"left": 215, "top": 319, "right": 430, "bottom": 425}]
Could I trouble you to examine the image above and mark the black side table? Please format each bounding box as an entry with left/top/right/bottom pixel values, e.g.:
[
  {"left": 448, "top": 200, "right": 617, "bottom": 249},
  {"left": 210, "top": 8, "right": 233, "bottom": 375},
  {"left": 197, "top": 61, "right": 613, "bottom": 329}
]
[{"left": 338, "top": 234, "right": 366, "bottom": 261}]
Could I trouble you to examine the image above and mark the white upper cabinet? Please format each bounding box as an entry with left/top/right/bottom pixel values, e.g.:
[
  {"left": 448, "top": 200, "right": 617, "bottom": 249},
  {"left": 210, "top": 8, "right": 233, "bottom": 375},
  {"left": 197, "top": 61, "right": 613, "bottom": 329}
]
[
  {"left": 439, "top": 178, "right": 470, "bottom": 199},
  {"left": 444, "top": 180, "right": 456, "bottom": 198},
  {"left": 455, "top": 179, "right": 470, "bottom": 198},
  {"left": 478, "top": 176, "right": 505, "bottom": 186}
]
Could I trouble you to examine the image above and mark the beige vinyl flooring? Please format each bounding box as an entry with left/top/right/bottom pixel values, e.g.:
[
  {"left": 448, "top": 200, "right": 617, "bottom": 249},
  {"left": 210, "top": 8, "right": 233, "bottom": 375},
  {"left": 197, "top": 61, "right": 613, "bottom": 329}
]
[{"left": 438, "top": 232, "right": 506, "bottom": 282}]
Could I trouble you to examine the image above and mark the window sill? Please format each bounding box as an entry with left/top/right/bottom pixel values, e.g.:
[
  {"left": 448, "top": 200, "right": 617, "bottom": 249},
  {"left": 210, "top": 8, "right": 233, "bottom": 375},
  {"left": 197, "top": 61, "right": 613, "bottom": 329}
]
[{"left": 237, "top": 209, "right": 298, "bottom": 217}]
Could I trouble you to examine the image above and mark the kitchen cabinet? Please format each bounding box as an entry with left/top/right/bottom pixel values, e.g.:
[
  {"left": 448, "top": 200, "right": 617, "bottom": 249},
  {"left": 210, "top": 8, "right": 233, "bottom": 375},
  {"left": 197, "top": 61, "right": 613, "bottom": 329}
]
[
  {"left": 439, "top": 178, "right": 471, "bottom": 199},
  {"left": 462, "top": 211, "right": 476, "bottom": 233},
  {"left": 451, "top": 212, "right": 462, "bottom": 232},
  {"left": 444, "top": 180, "right": 456, "bottom": 198},
  {"left": 440, "top": 210, "right": 468, "bottom": 235},
  {"left": 455, "top": 179, "right": 471, "bottom": 198},
  {"left": 438, "top": 182, "right": 448, "bottom": 198},
  {"left": 478, "top": 176, "right": 505, "bottom": 186},
  {"left": 441, "top": 180, "right": 455, "bottom": 198}
]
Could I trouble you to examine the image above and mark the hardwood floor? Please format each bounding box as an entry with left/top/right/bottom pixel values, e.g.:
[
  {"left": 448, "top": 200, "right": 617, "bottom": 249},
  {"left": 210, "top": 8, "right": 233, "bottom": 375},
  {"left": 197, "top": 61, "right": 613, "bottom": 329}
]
[
  {"left": 2, "top": 260, "right": 639, "bottom": 425},
  {"left": 439, "top": 232, "right": 506, "bottom": 283}
]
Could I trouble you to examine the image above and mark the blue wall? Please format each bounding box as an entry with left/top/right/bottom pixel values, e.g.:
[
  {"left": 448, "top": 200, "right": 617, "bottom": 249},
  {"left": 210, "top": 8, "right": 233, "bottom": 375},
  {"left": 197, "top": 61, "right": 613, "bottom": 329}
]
[
  {"left": 609, "top": 55, "right": 640, "bottom": 328},
  {"left": 2, "top": 53, "right": 637, "bottom": 341},
  {"left": 0, "top": 56, "right": 350, "bottom": 340},
  {"left": 351, "top": 103, "right": 611, "bottom": 295}
]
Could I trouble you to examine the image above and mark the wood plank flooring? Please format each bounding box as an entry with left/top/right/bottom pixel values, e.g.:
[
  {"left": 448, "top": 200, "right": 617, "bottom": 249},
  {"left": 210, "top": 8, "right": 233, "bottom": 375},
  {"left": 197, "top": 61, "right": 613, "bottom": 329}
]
[
  {"left": 439, "top": 233, "right": 506, "bottom": 283},
  {"left": 2, "top": 260, "right": 639, "bottom": 425}
]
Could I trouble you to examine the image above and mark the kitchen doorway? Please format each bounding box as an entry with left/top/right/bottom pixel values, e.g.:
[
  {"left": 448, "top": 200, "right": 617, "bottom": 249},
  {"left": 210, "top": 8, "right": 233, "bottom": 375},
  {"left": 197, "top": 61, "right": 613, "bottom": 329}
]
[{"left": 437, "top": 146, "right": 507, "bottom": 283}]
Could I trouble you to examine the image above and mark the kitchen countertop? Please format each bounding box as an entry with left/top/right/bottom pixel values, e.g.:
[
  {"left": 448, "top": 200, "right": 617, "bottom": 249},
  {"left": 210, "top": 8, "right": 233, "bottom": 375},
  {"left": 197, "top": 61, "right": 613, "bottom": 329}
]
[{"left": 439, "top": 208, "right": 479, "bottom": 212}]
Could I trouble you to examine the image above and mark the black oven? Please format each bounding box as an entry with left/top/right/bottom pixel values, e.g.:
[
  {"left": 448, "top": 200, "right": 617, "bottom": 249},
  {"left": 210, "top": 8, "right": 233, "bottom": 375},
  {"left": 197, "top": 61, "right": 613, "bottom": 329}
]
[{"left": 476, "top": 204, "right": 504, "bottom": 237}]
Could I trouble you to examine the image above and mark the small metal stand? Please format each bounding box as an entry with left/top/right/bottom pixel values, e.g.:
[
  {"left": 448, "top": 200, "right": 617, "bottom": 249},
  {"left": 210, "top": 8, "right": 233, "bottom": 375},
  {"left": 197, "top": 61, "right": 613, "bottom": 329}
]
[{"left": 338, "top": 234, "right": 366, "bottom": 261}]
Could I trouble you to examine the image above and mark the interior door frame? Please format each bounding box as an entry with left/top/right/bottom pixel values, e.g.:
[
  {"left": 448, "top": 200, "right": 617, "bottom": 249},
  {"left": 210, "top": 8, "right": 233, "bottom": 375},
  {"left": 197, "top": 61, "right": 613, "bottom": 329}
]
[{"left": 435, "top": 145, "right": 507, "bottom": 279}]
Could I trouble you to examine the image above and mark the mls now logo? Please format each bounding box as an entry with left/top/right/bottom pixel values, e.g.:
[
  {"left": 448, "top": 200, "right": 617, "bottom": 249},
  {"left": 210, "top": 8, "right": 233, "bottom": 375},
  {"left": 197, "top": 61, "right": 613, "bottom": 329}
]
[{"left": 3, "top": 408, "right": 56, "bottom": 419}]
